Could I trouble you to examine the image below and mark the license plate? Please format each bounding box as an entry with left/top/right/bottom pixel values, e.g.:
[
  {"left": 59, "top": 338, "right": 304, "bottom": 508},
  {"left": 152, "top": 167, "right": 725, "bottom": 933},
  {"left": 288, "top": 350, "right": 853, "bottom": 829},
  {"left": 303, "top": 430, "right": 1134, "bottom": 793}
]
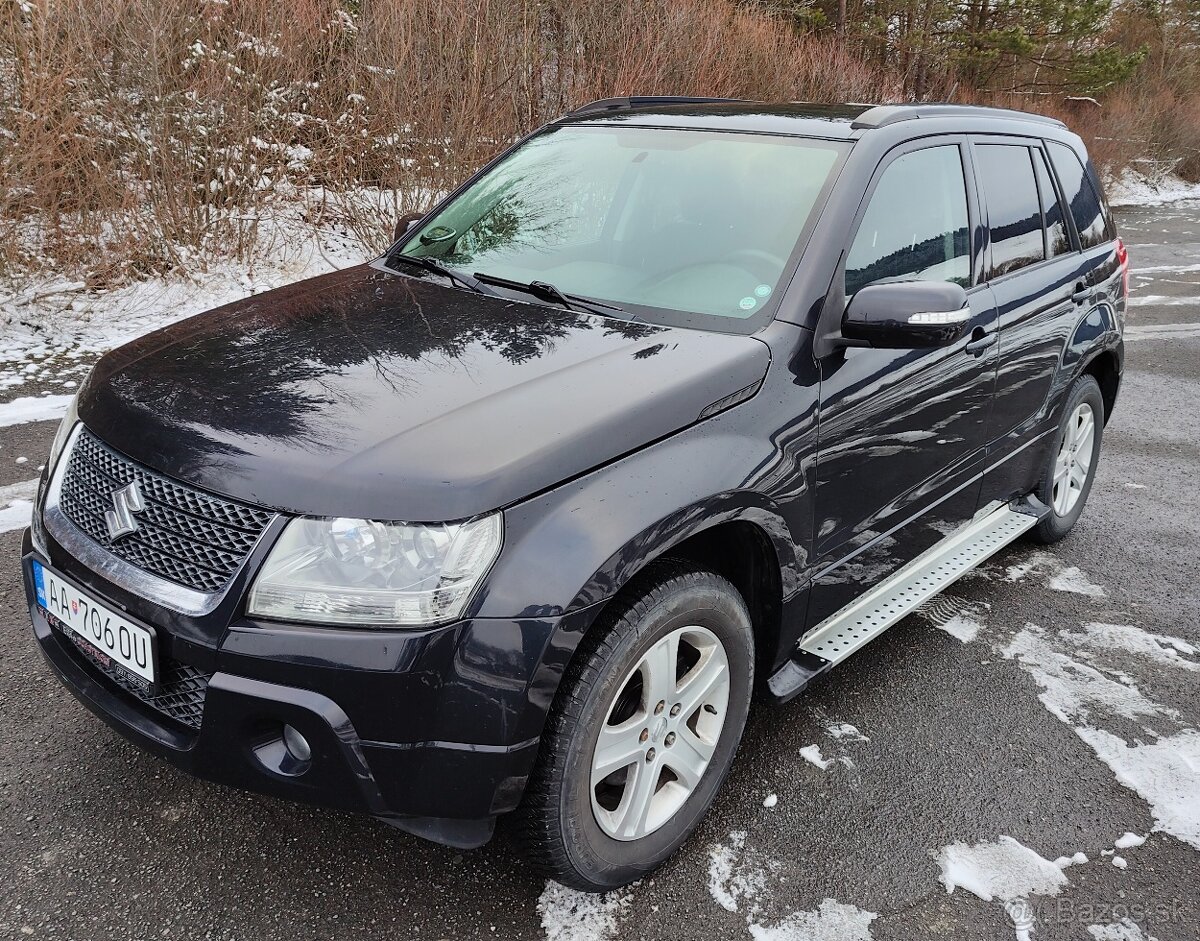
[{"left": 32, "top": 560, "right": 157, "bottom": 688}]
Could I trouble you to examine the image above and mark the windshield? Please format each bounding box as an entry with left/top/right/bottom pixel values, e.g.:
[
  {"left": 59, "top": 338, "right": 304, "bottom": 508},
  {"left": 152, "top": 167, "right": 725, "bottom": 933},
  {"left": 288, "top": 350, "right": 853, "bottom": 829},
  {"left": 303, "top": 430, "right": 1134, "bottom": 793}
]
[{"left": 396, "top": 125, "right": 847, "bottom": 330}]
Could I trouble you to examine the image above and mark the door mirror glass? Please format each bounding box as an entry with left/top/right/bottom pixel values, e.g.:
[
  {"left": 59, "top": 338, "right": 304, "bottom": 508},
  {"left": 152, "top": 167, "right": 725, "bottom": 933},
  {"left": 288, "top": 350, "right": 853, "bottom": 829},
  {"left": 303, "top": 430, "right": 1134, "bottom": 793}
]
[
  {"left": 842, "top": 280, "right": 970, "bottom": 348},
  {"left": 394, "top": 211, "right": 425, "bottom": 242}
]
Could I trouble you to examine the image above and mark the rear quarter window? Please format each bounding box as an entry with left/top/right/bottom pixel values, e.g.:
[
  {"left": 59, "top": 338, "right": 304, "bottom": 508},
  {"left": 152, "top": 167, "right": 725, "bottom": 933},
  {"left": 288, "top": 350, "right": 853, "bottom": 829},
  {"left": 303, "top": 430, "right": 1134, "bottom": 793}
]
[{"left": 1047, "top": 141, "right": 1112, "bottom": 249}]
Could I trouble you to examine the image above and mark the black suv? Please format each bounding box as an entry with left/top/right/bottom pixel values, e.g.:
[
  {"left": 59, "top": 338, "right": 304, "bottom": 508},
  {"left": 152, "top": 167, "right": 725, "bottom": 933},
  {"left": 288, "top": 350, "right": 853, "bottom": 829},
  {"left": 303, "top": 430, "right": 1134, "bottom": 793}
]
[{"left": 23, "top": 98, "right": 1126, "bottom": 890}]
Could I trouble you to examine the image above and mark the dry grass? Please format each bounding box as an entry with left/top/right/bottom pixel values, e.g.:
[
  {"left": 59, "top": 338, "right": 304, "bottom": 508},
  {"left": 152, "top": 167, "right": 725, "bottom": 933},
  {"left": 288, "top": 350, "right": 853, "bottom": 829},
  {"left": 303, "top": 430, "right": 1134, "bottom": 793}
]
[
  {"left": 2, "top": 0, "right": 1195, "bottom": 288},
  {"left": 0, "top": 0, "right": 887, "bottom": 285}
]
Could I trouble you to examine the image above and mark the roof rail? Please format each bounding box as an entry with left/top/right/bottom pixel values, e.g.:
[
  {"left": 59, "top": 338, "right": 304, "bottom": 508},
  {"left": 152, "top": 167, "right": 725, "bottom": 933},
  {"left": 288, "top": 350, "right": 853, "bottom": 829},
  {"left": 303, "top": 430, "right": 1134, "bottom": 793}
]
[
  {"left": 851, "top": 103, "right": 1067, "bottom": 130},
  {"left": 565, "top": 96, "right": 750, "bottom": 117}
]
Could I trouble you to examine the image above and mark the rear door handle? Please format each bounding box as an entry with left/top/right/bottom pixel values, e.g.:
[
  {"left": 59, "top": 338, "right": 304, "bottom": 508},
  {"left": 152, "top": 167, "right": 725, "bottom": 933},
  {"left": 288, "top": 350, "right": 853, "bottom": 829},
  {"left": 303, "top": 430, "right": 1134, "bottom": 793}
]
[
  {"left": 1072, "top": 282, "right": 1093, "bottom": 304},
  {"left": 965, "top": 330, "right": 997, "bottom": 356}
]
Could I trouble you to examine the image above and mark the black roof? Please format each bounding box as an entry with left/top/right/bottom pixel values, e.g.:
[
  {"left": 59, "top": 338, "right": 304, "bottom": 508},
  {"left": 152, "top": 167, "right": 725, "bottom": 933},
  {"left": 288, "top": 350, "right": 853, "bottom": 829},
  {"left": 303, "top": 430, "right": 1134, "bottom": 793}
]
[{"left": 557, "top": 97, "right": 1067, "bottom": 139}]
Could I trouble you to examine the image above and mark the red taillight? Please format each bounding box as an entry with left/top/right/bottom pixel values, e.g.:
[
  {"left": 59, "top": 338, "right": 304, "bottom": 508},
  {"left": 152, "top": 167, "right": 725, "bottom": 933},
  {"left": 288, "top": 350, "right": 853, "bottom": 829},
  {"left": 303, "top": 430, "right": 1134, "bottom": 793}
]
[{"left": 1116, "top": 237, "right": 1129, "bottom": 297}]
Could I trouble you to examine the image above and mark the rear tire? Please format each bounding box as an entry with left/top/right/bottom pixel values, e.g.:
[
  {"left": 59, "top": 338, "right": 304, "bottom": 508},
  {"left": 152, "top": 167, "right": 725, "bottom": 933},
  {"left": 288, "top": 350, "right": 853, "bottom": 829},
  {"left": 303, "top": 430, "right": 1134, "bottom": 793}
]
[
  {"left": 512, "top": 561, "right": 754, "bottom": 891},
  {"left": 1031, "top": 374, "right": 1104, "bottom": 544}
]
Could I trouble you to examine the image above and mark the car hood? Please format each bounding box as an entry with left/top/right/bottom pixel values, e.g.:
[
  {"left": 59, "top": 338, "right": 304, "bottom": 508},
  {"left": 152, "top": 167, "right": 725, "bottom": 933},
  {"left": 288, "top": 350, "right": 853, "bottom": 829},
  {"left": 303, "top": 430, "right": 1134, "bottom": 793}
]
[{"left": 78, "top": 263, "right": 770, "bottom": 521}]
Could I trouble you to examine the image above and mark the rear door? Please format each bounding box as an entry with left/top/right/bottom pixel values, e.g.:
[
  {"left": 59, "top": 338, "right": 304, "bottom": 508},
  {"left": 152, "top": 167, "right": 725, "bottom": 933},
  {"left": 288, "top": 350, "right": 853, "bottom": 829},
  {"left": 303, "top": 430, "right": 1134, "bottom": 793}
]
[
  {"left": 976, "top": 137, "right": 1118, "bottom": 503},
  {"left": 808, "top": 138, "right": 999, "bottom": 627}
]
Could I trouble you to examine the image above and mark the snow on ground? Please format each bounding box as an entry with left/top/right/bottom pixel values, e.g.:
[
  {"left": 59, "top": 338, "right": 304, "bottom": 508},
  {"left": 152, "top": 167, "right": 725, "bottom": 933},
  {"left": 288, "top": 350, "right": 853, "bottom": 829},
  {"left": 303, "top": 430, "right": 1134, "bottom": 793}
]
[
  {"left": 1063, "top": 623, "right": 1198, "bottom": 672},
  {"left": 936, "top": 835, "right": 1070, "bottom": 902},
  {"left": 799, "top": 744, "right": 832, "bottom": 770},
  {"left": 1004, "top": 622, "right": 1200, "bottom": 850},
  {"left": 707, "top": 830, "right": 772, "bottom": 914},
  {"left": 0, "top": 395, "right": 75, "bottom": 428},
  {"left": 0, "top": 191, "right": 382, "bottom": 396},
  {"left": 747, "top": 899, "right": 877, "bottom": 941},
  {"left": 537, "top": 881, "right": 633, "bottom": 941},
  {"left": 0, "top": 478, "right": 37, "bottom": 534},
  {"left": 1087, "top": 916, "right": 1160, "bottom": 940},
  {"left": 708, "top": 831, "right": 874, "bottom": 940},
  {"left": 1003, "top": 551, "right": 1107, "bottom": 598},
  {"left": 917, "top": 594, "right": 990, "bottom": 643},
  {"left": 762, "top": 793, "right": 778, "bottom": 809},
  {"left": 1106, "top": 169, "right": 1200, "bottom": 207},
  {"left": 936, "top": 611, "right": 985, "bottom": 643},
  {"left": 1114, "top": 832, "right": 1146, "bottom": 850},
  {"left": 824, "top": 723, "right": 869, "bottom": 742}
]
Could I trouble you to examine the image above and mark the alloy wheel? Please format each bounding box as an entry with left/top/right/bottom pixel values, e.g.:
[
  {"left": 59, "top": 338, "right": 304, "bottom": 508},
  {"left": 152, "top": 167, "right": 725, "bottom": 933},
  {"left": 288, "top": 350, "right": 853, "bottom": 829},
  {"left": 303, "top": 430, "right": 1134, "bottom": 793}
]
[
  {"left": 1052, "top": 401, "right": 1096, "bottom": 516},
  {"left": 589, "top": 625, "right": 730, "bottom": 841}
]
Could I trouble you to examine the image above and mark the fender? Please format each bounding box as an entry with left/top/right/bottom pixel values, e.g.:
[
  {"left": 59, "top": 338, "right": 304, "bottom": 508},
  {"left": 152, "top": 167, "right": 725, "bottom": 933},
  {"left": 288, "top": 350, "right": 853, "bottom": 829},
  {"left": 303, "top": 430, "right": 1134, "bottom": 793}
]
[{"left": 476, "top": 426, "right": 806, "bottom": 623}]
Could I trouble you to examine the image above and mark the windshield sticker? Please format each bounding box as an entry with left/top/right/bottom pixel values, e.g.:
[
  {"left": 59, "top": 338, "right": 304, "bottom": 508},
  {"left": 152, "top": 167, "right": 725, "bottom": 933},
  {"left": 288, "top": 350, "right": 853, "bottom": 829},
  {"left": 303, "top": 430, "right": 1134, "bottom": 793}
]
[
  {"left": 738, "top": 297, "right": 757, "bottom": 311},
  {"left": 754, "top": 284, "right": 772, "bottom": 298}
]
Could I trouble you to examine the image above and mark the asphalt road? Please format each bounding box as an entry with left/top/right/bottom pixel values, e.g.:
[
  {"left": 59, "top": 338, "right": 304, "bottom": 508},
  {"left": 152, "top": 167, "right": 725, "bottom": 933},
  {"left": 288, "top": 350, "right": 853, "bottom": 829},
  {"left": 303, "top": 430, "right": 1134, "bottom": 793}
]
[{"left": 1, "top": 202, "right": 1198, "bottom": 941}]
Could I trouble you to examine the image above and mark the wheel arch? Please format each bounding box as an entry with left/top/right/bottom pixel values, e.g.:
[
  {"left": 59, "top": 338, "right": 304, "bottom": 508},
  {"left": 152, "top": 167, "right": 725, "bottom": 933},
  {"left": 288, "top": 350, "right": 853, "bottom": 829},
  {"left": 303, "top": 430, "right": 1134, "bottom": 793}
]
[
  {"left": 1062, "top": 305, "right": 1122, "bottom": 426},
  {"left": 1080, "top": 345, "right": 1121, "bottom": 425}
]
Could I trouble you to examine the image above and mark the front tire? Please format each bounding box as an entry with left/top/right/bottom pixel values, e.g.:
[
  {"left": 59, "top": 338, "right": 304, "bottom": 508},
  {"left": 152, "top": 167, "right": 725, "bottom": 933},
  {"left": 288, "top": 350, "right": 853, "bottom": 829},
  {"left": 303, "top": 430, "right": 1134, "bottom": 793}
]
[
  {"left": 513, "top": 561, "right": 754, "bottom": 891},
  {"left": 1031, "top": 374, "right": 1104, "bottom": 544}
]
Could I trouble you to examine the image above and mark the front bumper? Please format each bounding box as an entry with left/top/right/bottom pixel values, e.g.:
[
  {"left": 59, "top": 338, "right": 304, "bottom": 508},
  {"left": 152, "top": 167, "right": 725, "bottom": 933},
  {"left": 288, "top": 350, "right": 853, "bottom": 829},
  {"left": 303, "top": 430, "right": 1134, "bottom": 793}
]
[{"left": 23, "top": 530, "right": 588, "bottom": 848}]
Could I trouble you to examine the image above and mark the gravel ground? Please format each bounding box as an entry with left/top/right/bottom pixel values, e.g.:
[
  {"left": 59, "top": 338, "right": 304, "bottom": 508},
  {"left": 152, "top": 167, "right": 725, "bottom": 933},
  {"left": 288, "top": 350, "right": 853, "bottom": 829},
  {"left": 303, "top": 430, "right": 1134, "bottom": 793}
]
[{"left": 0, "top": 201, "right": 1197, "bottom": 941}]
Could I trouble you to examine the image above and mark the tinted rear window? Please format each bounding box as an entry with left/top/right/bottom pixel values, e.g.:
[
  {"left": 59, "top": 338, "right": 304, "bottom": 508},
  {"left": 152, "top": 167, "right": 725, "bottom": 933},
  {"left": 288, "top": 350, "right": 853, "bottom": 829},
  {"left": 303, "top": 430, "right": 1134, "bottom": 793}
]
[
  {"left": 1033, "top": 148, "right": 1070, "bottom": 258},
  {"left": 977, "top": 144, "right": 1045, "bottom": 278},
  {"left": 1047, "top": 141, "right": 1110, "bottom": 249}
]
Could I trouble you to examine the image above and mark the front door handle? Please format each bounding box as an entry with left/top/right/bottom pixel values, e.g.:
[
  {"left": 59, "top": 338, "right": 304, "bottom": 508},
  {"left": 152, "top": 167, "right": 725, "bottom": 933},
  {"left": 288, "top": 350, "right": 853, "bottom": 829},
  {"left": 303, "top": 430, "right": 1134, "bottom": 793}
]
[{"left": 965, "top": 329, "right": 997, "bottom": 356}]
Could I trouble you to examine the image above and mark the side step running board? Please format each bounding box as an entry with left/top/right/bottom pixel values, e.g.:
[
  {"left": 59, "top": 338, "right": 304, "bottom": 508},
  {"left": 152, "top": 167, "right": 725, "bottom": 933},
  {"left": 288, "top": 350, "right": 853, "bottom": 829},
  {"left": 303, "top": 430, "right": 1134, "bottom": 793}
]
[{"left": 768, "top": 495, "right": 1048, "bottom": 701}]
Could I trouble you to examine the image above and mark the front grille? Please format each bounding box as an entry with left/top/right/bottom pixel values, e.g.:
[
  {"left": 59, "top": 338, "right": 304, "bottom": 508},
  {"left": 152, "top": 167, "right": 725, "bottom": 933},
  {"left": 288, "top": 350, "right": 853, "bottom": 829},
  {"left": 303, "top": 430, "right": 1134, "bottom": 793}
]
[
  {"left": 58, "top": 428, "right": 273, "bottom": 595},
  {"left": 55, "top": 623, "right": 211, "bottom": 731}
]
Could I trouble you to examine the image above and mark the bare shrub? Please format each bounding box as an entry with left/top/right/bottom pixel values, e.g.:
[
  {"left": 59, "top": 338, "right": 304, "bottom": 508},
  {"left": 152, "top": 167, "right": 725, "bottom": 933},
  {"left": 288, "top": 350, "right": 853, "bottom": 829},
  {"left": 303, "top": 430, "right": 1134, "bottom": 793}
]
[{"left": 0, "top": 0, "right": 888, "bottom": 285}]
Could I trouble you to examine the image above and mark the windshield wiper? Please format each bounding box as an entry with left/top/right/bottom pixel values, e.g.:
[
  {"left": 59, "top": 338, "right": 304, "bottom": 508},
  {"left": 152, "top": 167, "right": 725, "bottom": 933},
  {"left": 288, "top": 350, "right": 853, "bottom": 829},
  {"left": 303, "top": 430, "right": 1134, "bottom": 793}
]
[
  {"left": 472, "top": 272, "right": 633, "bottom": 319},
  {"left": 388, "top": 254, "right": 499, "bottom": 297}
]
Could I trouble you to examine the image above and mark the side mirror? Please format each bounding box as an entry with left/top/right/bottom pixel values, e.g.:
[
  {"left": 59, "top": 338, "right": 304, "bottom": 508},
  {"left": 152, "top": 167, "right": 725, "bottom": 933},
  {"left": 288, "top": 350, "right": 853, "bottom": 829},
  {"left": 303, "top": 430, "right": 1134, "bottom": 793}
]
[
  {"left": 841, "top": 281, "right": 970, "bottom": 349},
  {"left": 393, "top": 211, "right": 425, "bottom": 242}
]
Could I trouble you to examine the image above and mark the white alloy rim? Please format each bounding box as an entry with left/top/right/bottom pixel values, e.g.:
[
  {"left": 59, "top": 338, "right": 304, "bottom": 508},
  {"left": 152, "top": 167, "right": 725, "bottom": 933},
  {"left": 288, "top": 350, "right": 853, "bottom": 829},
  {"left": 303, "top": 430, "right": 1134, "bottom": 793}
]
[
  {"left": 589, "top": 625, "right": 730, "bottom": 841},
  {"left": 1053, "top": 401, "right": 1096, "bottom": 516}
]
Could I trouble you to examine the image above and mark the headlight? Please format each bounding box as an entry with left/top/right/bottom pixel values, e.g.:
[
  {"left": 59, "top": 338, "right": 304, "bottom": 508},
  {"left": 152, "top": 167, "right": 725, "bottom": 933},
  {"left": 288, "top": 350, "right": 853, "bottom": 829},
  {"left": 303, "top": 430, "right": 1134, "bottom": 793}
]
[
  {"left": 46, "top": 394, "right": 79, "bottom": 480},
  {"left": 247, "top": 514, "right": 502, "bottom": 627}
]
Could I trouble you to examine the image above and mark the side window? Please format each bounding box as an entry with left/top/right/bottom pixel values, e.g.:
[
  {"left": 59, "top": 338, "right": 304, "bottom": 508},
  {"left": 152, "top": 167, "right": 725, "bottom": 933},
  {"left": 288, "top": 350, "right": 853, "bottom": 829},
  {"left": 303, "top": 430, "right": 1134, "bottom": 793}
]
[
  {"left": 1047, "top": 141, "right": 1109, "bottom": 249},
  {"left": 1033, "top": 148, "right": 1070, "bottom": 258},
  {"left": 976, "top": 144, "right": 1045, "bottom": 278},
  {"left": 845, "top": 145, "right": 970, "bottom": 297}
]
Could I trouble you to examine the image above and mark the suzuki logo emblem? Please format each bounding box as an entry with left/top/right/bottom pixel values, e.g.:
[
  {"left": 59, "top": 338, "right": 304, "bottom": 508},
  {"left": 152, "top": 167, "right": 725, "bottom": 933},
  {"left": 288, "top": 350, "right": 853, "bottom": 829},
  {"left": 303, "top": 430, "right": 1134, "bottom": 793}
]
[{"left": 104, "top": 481, "right": 145, "bottom": 541}]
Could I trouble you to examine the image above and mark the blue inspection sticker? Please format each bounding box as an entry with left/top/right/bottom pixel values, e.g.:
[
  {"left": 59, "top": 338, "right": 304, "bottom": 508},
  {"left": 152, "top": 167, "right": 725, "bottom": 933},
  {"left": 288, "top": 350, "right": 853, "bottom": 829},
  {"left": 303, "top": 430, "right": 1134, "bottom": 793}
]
[
  {"left": 754, "top": 284, "right": 772, "bottom": 298},
  {"left": 738, "top": 297, "right": 757, "bottom": 311}
]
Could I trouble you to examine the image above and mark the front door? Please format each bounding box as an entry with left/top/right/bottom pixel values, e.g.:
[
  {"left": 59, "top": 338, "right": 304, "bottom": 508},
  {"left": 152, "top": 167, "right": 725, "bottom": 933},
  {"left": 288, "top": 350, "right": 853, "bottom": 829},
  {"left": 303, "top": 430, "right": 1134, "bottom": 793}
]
[{"left": 808, "top": 139, "right": 998, "bottom": 627}]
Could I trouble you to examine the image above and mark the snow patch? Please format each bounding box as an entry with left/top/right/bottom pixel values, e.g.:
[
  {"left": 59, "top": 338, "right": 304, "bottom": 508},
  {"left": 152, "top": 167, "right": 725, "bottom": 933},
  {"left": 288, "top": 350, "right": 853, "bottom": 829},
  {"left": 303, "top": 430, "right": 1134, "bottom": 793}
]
[
  {"left": 0, "top": 394, "right": 75, "bottom": 428},
  {"left": 1003, "top": 624, "right": 1171, "bottom": 725},
  {"left": 1063, "top": 623, "right": 1197, "bottom": 672},
  {"left": 799, "top": 745, "right": 832, "bottom": 770},
  {"left": 1004, "top": 623, "right": 1200, "bottom": 850},
  {"left": 936, "top": 835, "right": 1069, "bottom": 902},
  {"left": 1047, "top": 566, "right": 1107, "bottom": 598},
  {"left": 747, "top": 899, "right": 877, "bottom": 941},
  {"left": 1113, "top": 832, "right": 1146, "bottom": 850},
  {"left": 1111, "top": 855, "right": 1128, "bottom": 869},
  {"left": 0, "top": 499, "right": 33, "bottom": 534},
  {"left": 1074, "top": 726, "right": 1200, "bottom": 850},
  {"left": 763, "top": 793, "right": 778, "bottom": 809},
  {"left": 1107, "top": 169, "right": 1200, "bottom": 207},
  {"left": 1003, "top": 552, "right": 1106, "bottom": 598},
  {"left": 707, "top": 830, "right": 774, "bottom": 914},
  {"left": 1087, "top": 917, "right": 1159, "bottom": 940},
  {"left": 937, "top": 612, "right": 985, "bottom": 643},
  {"left": 1051, "top": 851, "right": 1088, "bottom": 868},
  {"left": 537, "top": 881, "right": 632, "bottom": 941},
  {"left": 825, "top": 723, "right": 870, "bottom": 743}
]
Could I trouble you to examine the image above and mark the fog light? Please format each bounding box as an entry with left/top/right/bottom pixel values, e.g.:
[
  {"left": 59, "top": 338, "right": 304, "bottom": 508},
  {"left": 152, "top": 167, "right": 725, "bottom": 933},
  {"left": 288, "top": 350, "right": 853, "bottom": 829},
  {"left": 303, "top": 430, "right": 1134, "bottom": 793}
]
[{"left": 283, "top": 724, "right": 312, "bottom": 762}]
